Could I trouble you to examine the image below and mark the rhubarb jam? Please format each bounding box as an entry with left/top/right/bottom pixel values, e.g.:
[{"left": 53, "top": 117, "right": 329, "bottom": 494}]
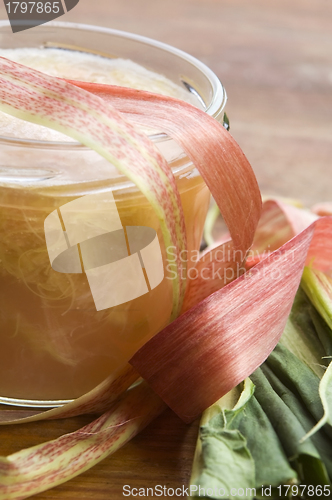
[{"left": 0, "top": 46, "right": 214, "bottom": 403}]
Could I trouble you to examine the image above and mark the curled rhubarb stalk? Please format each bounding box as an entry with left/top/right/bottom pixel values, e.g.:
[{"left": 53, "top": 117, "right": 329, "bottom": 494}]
[
  {"left": 131, "top": 219, "right": 332, "bottom": 422},
  {"left": 0, "top": 58, "right": 331, "bottom": 496},
  {"left": 0, "top": 57, "right": 261, "bottom": 496},
  {"left": 69, "top": 81, "right": 263, "bottom": 310},
  {"left": 0, "top": 59, "right": 261, "bottom": 422},
  {"left": 133, "top": 202, "right": 331, "bottom": 422},
  {"left": 69, "top": 81, "right": 262, "bottom": 278},
  {"left": 70, "top": 81, "right": 332, "bottom": 422},
  {"left": 0, "top": 382, "right": 165, "bottom": 500}
]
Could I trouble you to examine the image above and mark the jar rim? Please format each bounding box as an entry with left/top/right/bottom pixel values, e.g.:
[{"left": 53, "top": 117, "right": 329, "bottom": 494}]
[{"left": 0, "top": 20, "right": 227, "bottom": 150}]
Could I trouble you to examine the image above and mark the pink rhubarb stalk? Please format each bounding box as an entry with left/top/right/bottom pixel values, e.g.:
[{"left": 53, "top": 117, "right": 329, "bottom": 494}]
[
  {"left": 69, "top": 81, "right": 262, "bottom": 277},
  {"left": 0, "top": 382, "right": 165, "bottom": 500},
  {"left": 1, "top": 60, "right": 331, "bottom": 495},
  {"left": 131, "top": 215, "right": 332, "bottom": 422}
]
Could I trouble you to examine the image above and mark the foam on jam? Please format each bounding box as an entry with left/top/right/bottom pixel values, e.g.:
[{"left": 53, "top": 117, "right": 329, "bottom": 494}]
[{"left": 0, "top": 47, "right": 193, "bottom": 142}]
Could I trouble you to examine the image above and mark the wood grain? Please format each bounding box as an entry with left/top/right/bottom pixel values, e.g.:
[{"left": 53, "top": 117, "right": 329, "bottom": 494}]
[{"left": 0, "top": 0, "right": 331, "bottom": 498}]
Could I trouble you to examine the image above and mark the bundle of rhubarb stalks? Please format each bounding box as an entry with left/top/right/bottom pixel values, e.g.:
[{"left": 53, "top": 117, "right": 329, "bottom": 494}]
[{"left": 0, "top": 57, "right": 331, "bottom": 499}]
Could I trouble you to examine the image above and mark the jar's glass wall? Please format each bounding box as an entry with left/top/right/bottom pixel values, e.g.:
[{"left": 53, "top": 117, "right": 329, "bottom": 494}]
[{"left": 0, "top": 22, "right": 226, "bottom": 406}]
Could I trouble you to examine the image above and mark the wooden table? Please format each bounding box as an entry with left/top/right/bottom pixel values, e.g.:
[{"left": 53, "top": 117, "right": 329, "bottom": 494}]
[{"left": 0, "top": 0, "right": 331, "bottom": 497}]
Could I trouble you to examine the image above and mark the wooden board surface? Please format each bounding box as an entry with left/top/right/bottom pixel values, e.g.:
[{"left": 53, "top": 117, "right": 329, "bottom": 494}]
[{"left": 0, "top": 0, "right": 331, "bottom": 498}]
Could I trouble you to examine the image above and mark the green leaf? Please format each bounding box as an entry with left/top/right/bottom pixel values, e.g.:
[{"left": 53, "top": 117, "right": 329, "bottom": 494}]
[
  {"left": 190, "top": 381, "right": 256, "bottom": 499},
  {"left": 280, "top": 288, "right": 326, "bottom": 378},
  {"left": 190, "top": 378, "right": 300, "bottom": 498},
  {"left": 302, "top": 362, "right": 332, "bottom": 442},
  {"left": 308, "top": 303, "right": 332, "bottom": 358},
  {"left": 190, "top": 299, "right": 332, "bottom": 497},
  {"left": 234, "top": 395, "right": 298, "bottom": 488},
  {"left": 265, "top": 344, "right": 323, "bottom": 424},
  {"left": 192, "top": 429, "right": 254, "bottom": 500},
  {"left": 251, "top": 367, "right": 331, "bottom": 485}
]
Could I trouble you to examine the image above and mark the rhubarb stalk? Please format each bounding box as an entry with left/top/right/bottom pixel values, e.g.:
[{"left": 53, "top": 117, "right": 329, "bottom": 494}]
[
  {"left": 0, "top": 58, "right": 331, "bottom": 497},
  {"left": 0, "top": 382, "right": 165, "bottom": 500}
]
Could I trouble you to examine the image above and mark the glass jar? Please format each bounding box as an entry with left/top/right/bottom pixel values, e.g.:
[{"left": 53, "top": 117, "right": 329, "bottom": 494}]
[{"left": 0, "top": 21, "right": 227, "bottom": 406}]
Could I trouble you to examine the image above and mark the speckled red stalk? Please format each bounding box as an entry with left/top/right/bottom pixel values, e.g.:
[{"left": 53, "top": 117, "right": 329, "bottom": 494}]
[
  {"left": 0, "top": 382, "right": 165, "bottom": 500},
  {"left": 131, "top": 215, "right": 332, "bottom": 422},
  {"left": 69, "top": 81, "right": 262, "bottom": 295},
  {"left": 0, "top": 58, "right": 187, "bottom": 319}
]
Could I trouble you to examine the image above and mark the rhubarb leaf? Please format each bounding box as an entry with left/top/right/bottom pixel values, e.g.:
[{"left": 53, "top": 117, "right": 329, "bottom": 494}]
[
  {"left": 251, "top": 366, "right": 331, "bottom": 485},
  {"left": 191, "top": 427, "right": 254, "bottom": 500},
  {"left": 192, "top": 342, "right": 332, "bottom": 497},
  {"left": 191, "top": 376, "right": 299, "bottom": 498},
  {"left": 309, "top": 305, "right": 332, "bottom": 358},
  {"left": 260, "top": 365, "right": 332, "bottom": 475},
  {"left": 190, "top": 380, "right": 256, "bottom": 500},
  {"left": 302, "top": 362, "right": 332, "bottom": 442},
  {"left": 280, "top": 288, "right": 327, "bottom": 377},
  {"left": 266, "top": 342, "right": 324, "bottom": 424},
  {"left": 235, "top": 395, "right": 298, "bottom": 489}
]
